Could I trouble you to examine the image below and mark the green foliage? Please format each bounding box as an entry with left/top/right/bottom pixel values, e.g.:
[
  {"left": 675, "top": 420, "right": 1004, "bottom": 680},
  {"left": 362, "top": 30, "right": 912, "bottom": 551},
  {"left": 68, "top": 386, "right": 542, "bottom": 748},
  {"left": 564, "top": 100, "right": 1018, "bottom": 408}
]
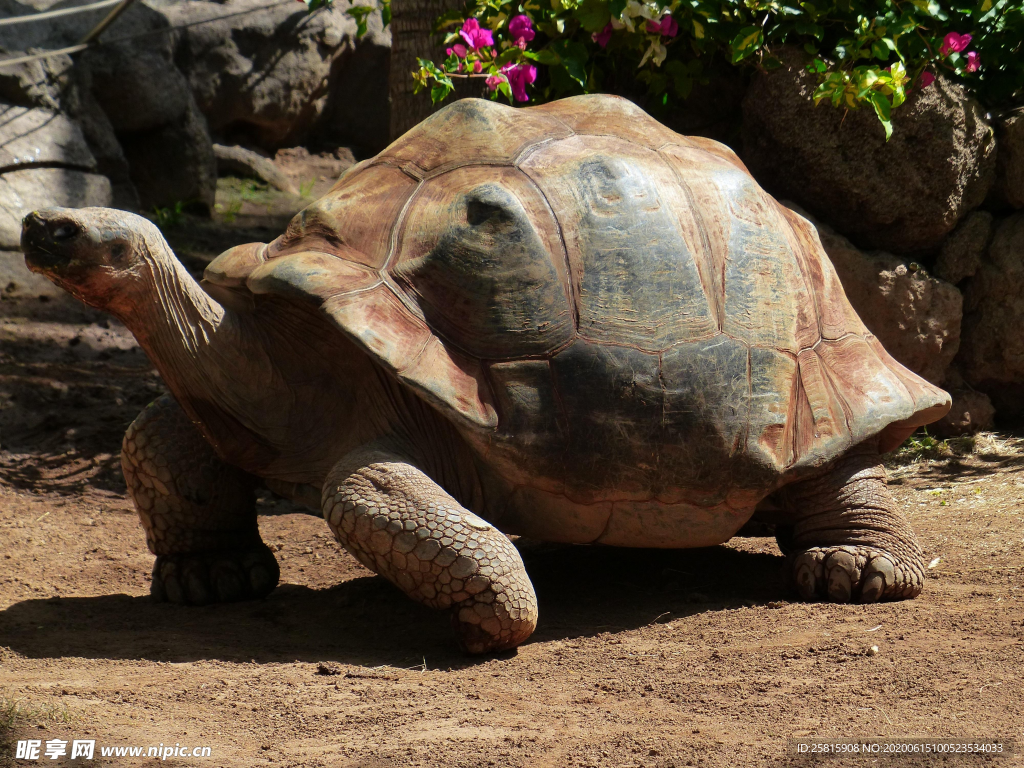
[
  {"left": 152, "top": 201, "right": 186, "bottom": 230},
  {"left": 400, "top": 0, "right": 1023, "bottom": 136}
]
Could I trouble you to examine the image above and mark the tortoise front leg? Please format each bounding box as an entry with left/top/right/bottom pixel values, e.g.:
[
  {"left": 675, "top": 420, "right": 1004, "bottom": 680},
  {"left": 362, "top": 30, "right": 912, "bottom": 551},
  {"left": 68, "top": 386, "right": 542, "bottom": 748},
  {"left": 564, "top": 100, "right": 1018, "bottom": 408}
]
[
  {"left": 778, "top": 441, "right": 925, "bottom": 603},
  {"left": 322, "top": 443, "right": 538, "bottom": 653},
  {"left": 122, "top": 396, "right": 279, "bottom": 605}
]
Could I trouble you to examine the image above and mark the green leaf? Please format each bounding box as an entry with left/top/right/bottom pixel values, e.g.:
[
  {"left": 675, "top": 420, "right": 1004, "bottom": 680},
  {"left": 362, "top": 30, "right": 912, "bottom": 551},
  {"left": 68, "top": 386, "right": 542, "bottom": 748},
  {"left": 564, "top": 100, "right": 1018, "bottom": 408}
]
[
  {"left": 664, "top": 59, "right": 693, "bottom": 98},
  {"left": 692, "top": 19, "right": 704, "bottom": 38},
  {"left": 730, "top": 26, "right": 764, "bottom": 62},
  {"left": 499, "top": 81, "right": 514, "bottom": 103},
  {"left": 871, "top": 91, "right": 893, "bottom": 139},
  {"left": 553, "top": 40, "right": 588, "bottom": 87},
  {"left": 609, "top": 0, "right": 627, "bottom": 19},
  {"left": 380, "top": 0, "right": 391, "bottom": 27},
  {"left": 433, "top": 9, "right": 467, "bottom": 32},
  {"left": 524, "top": 48, "right": 562, "bottom": 65},
  {"left": 574, "top": 0, "right": 611, "bottom": 31},
  {"left": 871, "top": 40, "right": 891, "bottom": 60},
  {"left": 430, "top": 83, "right": 453, "bottom": 104}
]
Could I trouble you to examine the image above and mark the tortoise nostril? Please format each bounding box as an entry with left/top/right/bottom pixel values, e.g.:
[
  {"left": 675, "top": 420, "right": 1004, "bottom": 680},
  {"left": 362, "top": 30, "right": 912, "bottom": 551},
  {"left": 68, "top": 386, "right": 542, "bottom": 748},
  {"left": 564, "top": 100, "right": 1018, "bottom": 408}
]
[{"left": 51, "top": 223, "right": 79, "bottom": 241}]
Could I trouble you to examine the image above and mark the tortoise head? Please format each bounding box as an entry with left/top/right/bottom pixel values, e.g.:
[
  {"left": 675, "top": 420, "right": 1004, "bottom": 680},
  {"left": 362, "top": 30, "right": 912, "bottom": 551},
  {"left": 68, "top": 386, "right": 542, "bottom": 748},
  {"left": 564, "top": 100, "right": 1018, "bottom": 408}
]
[{"left": 22, "top": 207, "right": 168, "bottom": 314}]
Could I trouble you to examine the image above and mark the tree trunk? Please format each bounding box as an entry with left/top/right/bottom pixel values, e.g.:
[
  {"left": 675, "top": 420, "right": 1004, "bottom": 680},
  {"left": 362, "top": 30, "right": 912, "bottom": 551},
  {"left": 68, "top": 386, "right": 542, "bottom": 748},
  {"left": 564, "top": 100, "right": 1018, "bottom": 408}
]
[{"left": 388, "top": 0, "right": 481, "bottom": 140}]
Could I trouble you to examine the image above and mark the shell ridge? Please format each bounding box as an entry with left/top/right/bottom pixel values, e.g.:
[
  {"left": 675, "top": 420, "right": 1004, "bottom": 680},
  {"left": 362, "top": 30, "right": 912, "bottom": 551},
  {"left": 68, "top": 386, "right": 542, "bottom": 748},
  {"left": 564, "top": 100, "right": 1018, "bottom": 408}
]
[{"left": 516, "top": 163, "right": 580, "bottom": 333}]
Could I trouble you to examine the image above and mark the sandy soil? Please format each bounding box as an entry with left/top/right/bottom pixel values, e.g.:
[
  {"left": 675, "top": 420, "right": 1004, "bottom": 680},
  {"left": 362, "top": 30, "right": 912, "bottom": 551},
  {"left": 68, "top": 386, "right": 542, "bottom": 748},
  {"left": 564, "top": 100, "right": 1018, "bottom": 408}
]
[{"left": 1, "top": 205, "right": 1022, "bottom": 768}]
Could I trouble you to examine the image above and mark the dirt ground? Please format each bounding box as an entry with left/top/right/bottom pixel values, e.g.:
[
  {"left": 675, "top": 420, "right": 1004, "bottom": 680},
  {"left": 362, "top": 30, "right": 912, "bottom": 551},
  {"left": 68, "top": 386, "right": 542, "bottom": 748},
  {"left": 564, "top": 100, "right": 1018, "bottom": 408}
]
[{"left": 0, "top": 189, "right": 1022, "bottom": 767}]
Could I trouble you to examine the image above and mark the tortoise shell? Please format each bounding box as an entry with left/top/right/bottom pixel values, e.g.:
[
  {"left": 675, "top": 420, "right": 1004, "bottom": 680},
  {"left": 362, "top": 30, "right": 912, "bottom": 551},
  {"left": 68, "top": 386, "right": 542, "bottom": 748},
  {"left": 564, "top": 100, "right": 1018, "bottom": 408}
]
[{"left": 204, "top": 95, "right": 949, "bottom": 546}]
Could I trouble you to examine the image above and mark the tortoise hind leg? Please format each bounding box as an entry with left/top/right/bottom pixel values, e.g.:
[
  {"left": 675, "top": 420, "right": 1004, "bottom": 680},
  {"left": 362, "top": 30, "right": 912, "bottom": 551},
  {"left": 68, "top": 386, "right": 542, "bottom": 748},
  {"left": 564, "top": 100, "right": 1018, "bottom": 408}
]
[
  {"left": 122, "top": 395, "right": 279, "bottom": 605},
  {"left": 778, "top": 441, "right": 925, "bottom": 603},
  {"left": 322, "top": 442, "right": 538, "bottom": 653}
]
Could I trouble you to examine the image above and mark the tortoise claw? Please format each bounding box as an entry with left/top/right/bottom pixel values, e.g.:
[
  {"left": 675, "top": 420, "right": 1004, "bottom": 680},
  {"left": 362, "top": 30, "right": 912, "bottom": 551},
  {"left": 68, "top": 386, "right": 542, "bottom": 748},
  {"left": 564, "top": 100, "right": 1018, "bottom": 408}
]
[{"left": 151, "top": 544, "right": 279, "bottom": 605}]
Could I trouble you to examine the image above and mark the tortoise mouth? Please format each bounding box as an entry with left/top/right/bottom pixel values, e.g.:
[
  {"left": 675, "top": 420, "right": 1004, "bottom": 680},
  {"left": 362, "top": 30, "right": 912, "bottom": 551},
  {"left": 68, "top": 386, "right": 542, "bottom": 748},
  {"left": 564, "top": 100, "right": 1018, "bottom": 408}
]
[{"left": 22, "top": 210, "right": 81, "bottom": 273}]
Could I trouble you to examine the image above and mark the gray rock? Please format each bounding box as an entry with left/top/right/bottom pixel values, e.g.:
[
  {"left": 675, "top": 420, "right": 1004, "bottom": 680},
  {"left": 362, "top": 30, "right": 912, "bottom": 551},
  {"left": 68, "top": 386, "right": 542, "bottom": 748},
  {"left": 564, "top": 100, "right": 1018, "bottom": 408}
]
[
  {"left": 0, "top": 0, "right": 214, "bottom": 212},
  {"left": 162, "top": 0, "right": 391, "bottom": 152},
  {"left": 742, "top": 49, "right": 997, "bottom": 255},
  {"left": 991, "top": 109, "right": 1024, "bottom": 209},
  {"left": 957, "top": 212, "right": 1024, "bottom": 420},
  {"left": 117, "top": 100, "right": 217, "bottom": 212},
  {"left": 786, "top": 203, "right": 963, "bottom": 385},
  {"left": 934, "top": 210, "right": 993, "bottom": 285},
  {"left": 0, "top": 249, "right": 63, "bottom": 300},
  {"left": 931, "top": 367, "right": 996, "bottom": 436},
  {"left": 85, "top": 48, "right": 193, "bottom": 133},
  {"left": 0, "top": 52, "right": 139, "bottom": 209},
  {"left": 214, "top": 144, "right": 298, "bottom": 194},
  {"left": 0, "top": 104, "right": 95, "bottom": 170},
  {"left": 0, "top": 168, "right": 112, "bottom": 249}
]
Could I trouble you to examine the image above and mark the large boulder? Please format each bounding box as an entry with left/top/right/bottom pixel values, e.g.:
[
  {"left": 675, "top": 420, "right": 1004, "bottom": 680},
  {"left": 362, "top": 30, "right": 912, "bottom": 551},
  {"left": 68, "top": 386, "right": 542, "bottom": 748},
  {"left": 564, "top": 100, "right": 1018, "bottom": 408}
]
[
  {"left": 990, "top": 108, "right": 1024, "bottom": 209},
  {"left": 0, "top": 0, "right": 216, "bottom": 212},
  {"left": 161, "top": 0, "right": 391, "bottom": 153},
  {"left": 787, "top": 204, "right": 962, "bottom": 386},
  {"left": 0, "top": 103, "right": 112, "bottom": 248},
  {"left": 934, "top": 210, "right": 994, "bottom": 285},
  {"left": 957, "top": 213, "right": 1024, "bottom": 421},
  {"left": 742, "top": 49, "right": 997, "bottom": 255},
  {"left": 0, "top": 52, "right": 138, "bottom": 209}
]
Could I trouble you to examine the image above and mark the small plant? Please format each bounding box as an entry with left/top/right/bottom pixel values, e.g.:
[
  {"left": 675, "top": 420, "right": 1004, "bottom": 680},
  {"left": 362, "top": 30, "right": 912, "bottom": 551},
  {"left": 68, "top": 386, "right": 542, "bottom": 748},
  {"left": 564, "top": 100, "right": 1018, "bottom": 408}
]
[
  {"left": 152, "top": 201, "right": 186, "bottom": 230},
  {"left": 214, "top": 199, "right": 243, "bottom": 224},
  {"left": 387, "top": 0, "right": 1023, "bottom": 139},
  {"left": 299, "top": 178, "right": 317, "bottom": 198}
]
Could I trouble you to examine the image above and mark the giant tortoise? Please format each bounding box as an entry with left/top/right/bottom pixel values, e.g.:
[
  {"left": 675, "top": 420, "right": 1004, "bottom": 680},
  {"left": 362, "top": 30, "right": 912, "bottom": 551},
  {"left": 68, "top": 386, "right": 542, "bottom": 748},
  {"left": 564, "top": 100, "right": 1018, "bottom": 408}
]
[{"left": 22, "top": 95, "right": 950, "bottom": 653}]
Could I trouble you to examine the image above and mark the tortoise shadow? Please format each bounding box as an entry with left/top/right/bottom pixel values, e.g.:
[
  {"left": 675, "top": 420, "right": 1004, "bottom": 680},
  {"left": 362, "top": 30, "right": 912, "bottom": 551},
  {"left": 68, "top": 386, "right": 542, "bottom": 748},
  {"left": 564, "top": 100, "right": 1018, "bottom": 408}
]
[{"left": 0, "top": 542, "right": 786, "bottom": 670}]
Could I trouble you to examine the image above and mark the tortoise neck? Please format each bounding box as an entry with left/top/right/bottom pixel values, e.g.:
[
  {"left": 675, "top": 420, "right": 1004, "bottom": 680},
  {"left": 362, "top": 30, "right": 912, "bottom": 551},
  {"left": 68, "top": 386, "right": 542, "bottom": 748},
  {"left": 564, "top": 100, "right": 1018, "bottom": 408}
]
[{"left": 120, "top": 242, "right": 231, "bottom": 402}]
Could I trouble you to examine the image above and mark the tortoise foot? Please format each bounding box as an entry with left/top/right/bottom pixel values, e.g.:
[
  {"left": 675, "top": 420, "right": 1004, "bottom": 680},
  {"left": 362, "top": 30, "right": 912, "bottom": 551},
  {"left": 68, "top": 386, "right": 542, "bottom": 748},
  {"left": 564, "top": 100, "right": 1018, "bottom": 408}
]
[
  {"left": 151, "top": 544, "right": 279, "bottom": 605},
  {"left": 790, "top": 545, "right": 924, "bottom": 603},
  {"left": 449, "top": 591, "right": 537, "bottom": 655}
]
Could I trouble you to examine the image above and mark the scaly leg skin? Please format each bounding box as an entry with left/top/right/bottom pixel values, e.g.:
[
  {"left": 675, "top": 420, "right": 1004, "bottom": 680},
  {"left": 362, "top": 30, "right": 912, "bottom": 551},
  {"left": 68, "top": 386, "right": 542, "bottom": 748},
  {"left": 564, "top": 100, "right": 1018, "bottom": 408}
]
[
  {"left": 322, "top": 445, "right": 538, "bottom": 654},
  {"left": 778, "top": 441, "right": 925, "bottom": 603},
  {"left": 121, "top": 395, "right": 279, "bottom": 605}
]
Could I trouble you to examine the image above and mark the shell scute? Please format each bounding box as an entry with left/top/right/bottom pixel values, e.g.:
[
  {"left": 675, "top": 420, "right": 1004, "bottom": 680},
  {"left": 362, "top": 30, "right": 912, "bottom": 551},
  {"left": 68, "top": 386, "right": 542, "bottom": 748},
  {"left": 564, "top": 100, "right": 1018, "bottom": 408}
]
[
  {"left": 270, "top": 163, "right": 417, "bottom": 269},
  {"left": 391, "top": 164, "right": 574, "bottom": 359},
  {"left": 379, "top": 98, "right": 572, "bottom": 174},
  {"left": 520, "top": 134, "right": 718, "bottom": 351}
]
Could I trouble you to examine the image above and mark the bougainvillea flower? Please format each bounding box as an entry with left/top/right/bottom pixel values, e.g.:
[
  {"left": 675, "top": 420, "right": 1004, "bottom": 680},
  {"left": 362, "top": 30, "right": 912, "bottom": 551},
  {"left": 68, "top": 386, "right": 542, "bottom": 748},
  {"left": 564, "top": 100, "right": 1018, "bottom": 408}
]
[
  {"left": 939, "top": 31, "right": 972, "bottom": 56},
  {"left": 460, "top": 18, "right": 494, "bottom": 50},
  {"left": 446, "top": 43, "right": 468, "bottom": 58},
  {"left": 500, "top": 62, "right": 537, "bottom": 102},
  {"left": 509, "top": 14, "right": 535, "bottom": 44},
  {"left": 965, "top": 51, "right": 980, "bottom": 72},
  {"left": 486, "top": 73, "right": 505, "bottom": 91},
  {"left": 645, "top": 15, "right": 678, "bottom": 37},
  {"left": 592, "top": 22, "right": 613, "bottom": 47},
  {"left": 918, "top": 71, "right": 936, "bottom": 88},
  {"left": 473, "top": 60, "right": 483, "bottom": 73}
]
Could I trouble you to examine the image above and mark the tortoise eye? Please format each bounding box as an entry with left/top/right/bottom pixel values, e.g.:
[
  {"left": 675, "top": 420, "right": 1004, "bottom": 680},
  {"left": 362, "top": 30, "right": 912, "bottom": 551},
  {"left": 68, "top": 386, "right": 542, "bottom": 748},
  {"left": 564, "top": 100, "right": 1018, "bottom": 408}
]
[
  {"left": 110, "top": 244, "right": 127, "bottom": 263},
  {"left": 52, "top": 223, "right": 79, "bottom": 241}
]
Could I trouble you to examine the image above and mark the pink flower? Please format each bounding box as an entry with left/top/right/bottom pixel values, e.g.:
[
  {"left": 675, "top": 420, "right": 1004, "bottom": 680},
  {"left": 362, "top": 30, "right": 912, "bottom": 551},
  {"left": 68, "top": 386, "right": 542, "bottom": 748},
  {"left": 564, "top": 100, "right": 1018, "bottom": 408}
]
[
  {"left": 965, "top": 50, "right": 980, "bottom": 72},
  {"left": 460, "top": 18, "right": 494, "bottom": 50},
  {"left": 592, "top": 22, "right": 613, "bottom": 48},
  {"left": 446, "top": 43, "right": 468, "bottom": 58},
  {"left": 508, "top": 14, "right": 535, "bottom": 44},
  {"left": 486, "top": 74, "right": 505, "bottom": 91},
  {"left": 473, "top": 60, "right": 482, "bottom": 73},
  {"left": 500, "top": 62, "right": 537, "bottom": 102},
  {"left": 645, "top": 15, "right": 679, "bottom": 38},
  {"left": 939, "top": 31, "right": 972, "bottom": 56},
  {"left": 918, "top": 71, "right": 936, "bottom": 89}
]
